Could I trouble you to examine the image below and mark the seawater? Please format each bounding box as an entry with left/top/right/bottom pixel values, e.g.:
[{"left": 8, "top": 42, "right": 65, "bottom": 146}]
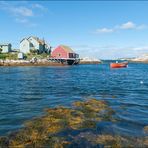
[{"left": 0, "top": 63, "right": 148, "bottom": 137}]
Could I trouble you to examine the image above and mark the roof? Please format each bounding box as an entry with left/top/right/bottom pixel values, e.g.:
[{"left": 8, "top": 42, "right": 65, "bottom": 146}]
[
  {"left": 20, "top": 36, "right": 45, "bottom": 45},
  {"left": 29, "top": 36, "right": 45, "bottom": 45},
  {"left": 60, "top": 45, "right": 75, "bottom": 53},
  {"left": 20, "top": 38, "right": 30, "bottom": 43},
  {"left": 0, "top": 43, "right": 11, "bottom": 46}
]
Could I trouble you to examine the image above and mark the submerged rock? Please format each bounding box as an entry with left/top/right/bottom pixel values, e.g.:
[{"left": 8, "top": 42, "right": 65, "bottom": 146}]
[
  {"left": 0, "top": 98, "right": 145, "bottom": 147},
  {"left": 144, "top": 126, "right": 148, "bottom": 134}
]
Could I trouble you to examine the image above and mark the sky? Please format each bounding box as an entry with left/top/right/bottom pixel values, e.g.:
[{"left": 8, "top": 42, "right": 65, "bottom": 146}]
[{"left": 0, "top": 1, "right": 148, "bottom": 59}]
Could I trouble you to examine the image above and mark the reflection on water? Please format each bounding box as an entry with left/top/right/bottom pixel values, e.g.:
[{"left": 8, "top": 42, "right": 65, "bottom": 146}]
[{"left": 0, "top": 63, "right": 148, "bottom": 140}]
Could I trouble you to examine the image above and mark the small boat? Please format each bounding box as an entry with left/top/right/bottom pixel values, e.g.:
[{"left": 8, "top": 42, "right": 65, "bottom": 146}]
[{"left": 110, "top": 61, "right": 128, "bottom": 68}]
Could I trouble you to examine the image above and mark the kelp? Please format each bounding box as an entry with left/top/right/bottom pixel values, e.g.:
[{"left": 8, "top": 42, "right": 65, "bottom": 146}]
[
  {"left": 70, "top": 131, "right": 147, "bottom": 148},
  {"left": 144, "top": 137, "right": 148, "bottom": 146},
  {"left": 0, "top": 98, "right": 147, "bottom": 147},
  {"left": 144, "top": 126, "right": 148, "bottom": 134}
]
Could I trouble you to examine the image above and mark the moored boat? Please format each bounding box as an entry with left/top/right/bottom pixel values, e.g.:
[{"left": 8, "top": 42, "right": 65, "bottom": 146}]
[{"left": 110, "top": 61, "right": 128, "bottom": 68}]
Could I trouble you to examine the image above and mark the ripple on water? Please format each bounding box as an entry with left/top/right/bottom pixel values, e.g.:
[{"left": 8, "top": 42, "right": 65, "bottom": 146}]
[{"left": 0, "top": 64, "right": 148, "bottom": 137}]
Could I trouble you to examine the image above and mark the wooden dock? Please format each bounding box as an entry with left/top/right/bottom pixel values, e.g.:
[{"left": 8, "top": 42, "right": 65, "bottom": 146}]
[{"left": 48, "top": 58, "right": 80, "bottom": 65}]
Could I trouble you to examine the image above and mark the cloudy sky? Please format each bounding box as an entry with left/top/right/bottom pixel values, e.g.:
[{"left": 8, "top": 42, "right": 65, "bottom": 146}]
[{"left": 0, "top": 1, "right": 148, "bottom": 59}]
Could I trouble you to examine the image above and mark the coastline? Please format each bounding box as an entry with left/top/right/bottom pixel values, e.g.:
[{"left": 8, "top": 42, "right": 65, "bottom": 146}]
[
  {"left": 79, "top": 61, "right": 101, "bottom": 64},
  {"left": 126, "top": 54, "right": 148, "bottom": 63},
  {"left": 128, "top": 60, "right": 148, "bottom": 64},
  {"left": 0, "top": 62, "right": 65, "bottom": 67},
  {"left": 0, "top": 59, "right": 102, "bottom": 67}
]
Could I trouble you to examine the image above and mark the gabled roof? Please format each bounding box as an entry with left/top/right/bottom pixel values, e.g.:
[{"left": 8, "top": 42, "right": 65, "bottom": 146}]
[
  {"left": 20, "top": 36, "right": 48, "bottom": 46},
  {"left": 20, "top": 38, "right": 30, "bottom": 43},
  {"left": 28, "top": 36, "right": 45, "bottom": 45},
  {"left": 0, "top": 43, "right": 11, "bottom": 46},
  {"left": 60, "top": 45, "right": 75, "bottom": 53}
]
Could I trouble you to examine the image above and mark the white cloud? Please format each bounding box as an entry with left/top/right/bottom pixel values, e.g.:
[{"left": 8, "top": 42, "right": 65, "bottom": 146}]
[
  {"left": 132, "top": 46, "right": 148, "bottom": 51},
  {"left": 0, "top": 1, "right": 47, "bottom": 27},
  {"left": 32, "top": 3, "right": 47, "bottom": 11},
  {"left": 136, "top": 24, "right": 147, "bottom": 30},
  {"left": 95, "top": 28, "right": 114, "bottom": 33},
  {"left": 11, "top": 6, "right": 33, "bottom": 17},
  {"left": 119, "top": 21, "right": 136, "bottom": 29},
  {"left": 15, "top": 18, "right": 28, "bottom": 23},
  {"left": 70, "top": 44, "right": 148, "bottom": 59},
  {"left": 94, "top": 21, "right": 147, "bottom": 34}
]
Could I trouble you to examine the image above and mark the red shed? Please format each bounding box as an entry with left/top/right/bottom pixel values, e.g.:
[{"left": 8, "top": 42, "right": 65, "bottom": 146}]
[{"left": 51, "top": 45, "right": 79, "bottom": 59}]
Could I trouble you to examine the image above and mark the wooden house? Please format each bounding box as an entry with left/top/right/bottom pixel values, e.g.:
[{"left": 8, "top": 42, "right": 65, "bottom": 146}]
[{"left": 51, "top": 45, "right": 79, "bottom": 59}]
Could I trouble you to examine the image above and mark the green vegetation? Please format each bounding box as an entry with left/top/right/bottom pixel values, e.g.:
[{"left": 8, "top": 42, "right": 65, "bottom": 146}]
[
  {"left": 0, "top": 52, "right": 50, "bottom": 61},
  {"left": 0, "top": 53, "right": 18, "bottom": 60},
  {"left": 30, "top": 48, "right": 38, "bottom": 54},
  {"left": 0, "top": 48, "right": 2, "bottom": 54},
  {"left": 0, "top": 98, "right": 147, "bottom": 147},
  {"left": 0, "top": 53, "right": 7, "bottom": 60},
  {"left": 24, "top": 52, "right": 50, "bottom": 60}
]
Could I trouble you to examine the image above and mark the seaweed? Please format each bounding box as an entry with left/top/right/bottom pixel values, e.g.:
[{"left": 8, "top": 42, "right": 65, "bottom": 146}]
[{"left": 0, "top": 98, "right": 144, "bottom": 147}]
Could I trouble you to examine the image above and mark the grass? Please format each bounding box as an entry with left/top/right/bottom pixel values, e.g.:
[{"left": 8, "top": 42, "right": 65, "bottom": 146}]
[
  {"left": 25, "top": 53, "right": 50, "bottom": 60},
  {"left": 0, "top": 51, "right": 50, "bottom": 61},
  {"left": 0, "top": 53, "right": 18, "bottom": 60}
]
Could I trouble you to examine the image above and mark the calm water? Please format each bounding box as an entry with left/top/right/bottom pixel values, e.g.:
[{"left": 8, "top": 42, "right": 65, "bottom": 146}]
[{"left": 0, "top": 63, "right": 148, "bottom": 137}]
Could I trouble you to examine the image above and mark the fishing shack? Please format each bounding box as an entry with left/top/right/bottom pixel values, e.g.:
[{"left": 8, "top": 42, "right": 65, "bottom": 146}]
[{"left": 50, "top": 45, "right": 79, "bottom": 65}]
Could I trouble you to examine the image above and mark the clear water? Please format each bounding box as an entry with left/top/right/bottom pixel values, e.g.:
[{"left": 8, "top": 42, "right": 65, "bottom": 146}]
[{"left": 0, "top": 63, "right": 148, "bottom": 137}]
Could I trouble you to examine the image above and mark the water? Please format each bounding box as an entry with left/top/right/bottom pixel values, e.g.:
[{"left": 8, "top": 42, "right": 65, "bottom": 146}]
[{"left": 0, "top": 63, "right": 148, "bottom": 137}]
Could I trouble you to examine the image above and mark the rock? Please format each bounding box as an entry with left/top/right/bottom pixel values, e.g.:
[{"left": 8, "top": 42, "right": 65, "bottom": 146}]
[
  {"left": 129, "top": 54, "right": 148, "bottom": 63},
  {"left": 80, "top": 57, "right": 102, "bottom": 64}
]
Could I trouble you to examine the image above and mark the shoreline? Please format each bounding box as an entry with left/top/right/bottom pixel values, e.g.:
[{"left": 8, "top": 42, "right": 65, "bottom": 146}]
[
  {"left": 0, "top": 60, "right": 148, "bottom": 67},
  {"left": 0, "top": 60, "right": 102, "bottom": 67},
  {"left": 0, "top": 62, "right": 66, "bottom": 67},
  {"left": 128, "top": 60, "right": 148, "bottom": 64},
  {"left": 79, "top": 61, "right": 101, "bottom": 64},
  {"left": 0, "top": 59, "right": 70, "bottom": 67}
]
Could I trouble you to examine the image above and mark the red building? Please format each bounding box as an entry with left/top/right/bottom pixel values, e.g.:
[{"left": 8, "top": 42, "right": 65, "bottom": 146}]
[{"left": 51, "top": 45, "right": 79, "bottom": 59}]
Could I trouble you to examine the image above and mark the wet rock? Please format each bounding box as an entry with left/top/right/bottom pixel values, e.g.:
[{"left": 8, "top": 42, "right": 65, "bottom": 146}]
[{"left": 144, "top": 126, "right": 148, "bottom": 134}]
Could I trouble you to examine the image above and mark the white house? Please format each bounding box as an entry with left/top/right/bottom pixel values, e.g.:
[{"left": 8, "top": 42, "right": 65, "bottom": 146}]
[
  {"left": 20, "top": 36, "right": 51, "bottom": 54},
  {"left": 0, "top": 43, "right": 12, "bottom": 53}
]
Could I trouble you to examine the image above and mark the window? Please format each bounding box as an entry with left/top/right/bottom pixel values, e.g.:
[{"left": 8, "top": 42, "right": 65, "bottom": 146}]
[{"left": 58, "top": 54, "right": 61, "bottom": 56}]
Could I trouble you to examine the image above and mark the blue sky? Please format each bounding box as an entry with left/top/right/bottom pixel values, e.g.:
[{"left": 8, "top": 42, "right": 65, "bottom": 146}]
[{"left": 0, "top": 1, "right": 148, "bottom": 59}]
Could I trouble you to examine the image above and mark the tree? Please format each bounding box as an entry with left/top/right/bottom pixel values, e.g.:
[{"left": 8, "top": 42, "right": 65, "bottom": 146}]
[{"left": 0, "top": 48, "right": 3, "bottom": 54}]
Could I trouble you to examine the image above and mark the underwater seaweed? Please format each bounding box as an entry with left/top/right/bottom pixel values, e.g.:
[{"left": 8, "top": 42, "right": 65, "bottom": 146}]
[{"left": 0, "top": 98, "right": 145, "bottom": 147}]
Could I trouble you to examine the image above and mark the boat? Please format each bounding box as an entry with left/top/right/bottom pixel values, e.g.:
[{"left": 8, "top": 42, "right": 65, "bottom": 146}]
[{"left": 110, "top": 61, "right": 128, "bottom": 68}]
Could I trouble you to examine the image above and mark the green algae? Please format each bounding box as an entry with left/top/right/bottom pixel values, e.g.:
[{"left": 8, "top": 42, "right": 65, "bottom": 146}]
[{"left": 0, "top": 98, "right": 146, "bottom": 147}]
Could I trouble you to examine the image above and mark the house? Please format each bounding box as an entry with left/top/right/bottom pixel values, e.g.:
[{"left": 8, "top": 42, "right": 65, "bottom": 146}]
[
  {"left": 51, "top": 45, "right": 79, "bottom": 59},
  {"left": 0, "top": 43, "right": 12, "bottom": 53},
  {"left": 18, "top": 52, "right": 24, "bottom": 59},
  {"left": 20, "top": 36, "right": 51, "bottom": 54}
]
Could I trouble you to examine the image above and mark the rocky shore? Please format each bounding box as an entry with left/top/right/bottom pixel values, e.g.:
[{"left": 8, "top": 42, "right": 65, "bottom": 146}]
[
  {"left": 79, "top": 57, "right": 102, "bottom": 64},
  {"left": 128, "top": 54, "right": 148, "bottom": 63},
  {"left": 0, "top": 59, "right": 65, "bottom": 67},
  {"left": 0, "top": 58, "right": 102, "bottom": 67}
]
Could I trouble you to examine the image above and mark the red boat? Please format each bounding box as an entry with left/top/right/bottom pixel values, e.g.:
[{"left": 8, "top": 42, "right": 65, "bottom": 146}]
[{"left": 110, "top": 62, "right": 128, "bottom": 68}]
